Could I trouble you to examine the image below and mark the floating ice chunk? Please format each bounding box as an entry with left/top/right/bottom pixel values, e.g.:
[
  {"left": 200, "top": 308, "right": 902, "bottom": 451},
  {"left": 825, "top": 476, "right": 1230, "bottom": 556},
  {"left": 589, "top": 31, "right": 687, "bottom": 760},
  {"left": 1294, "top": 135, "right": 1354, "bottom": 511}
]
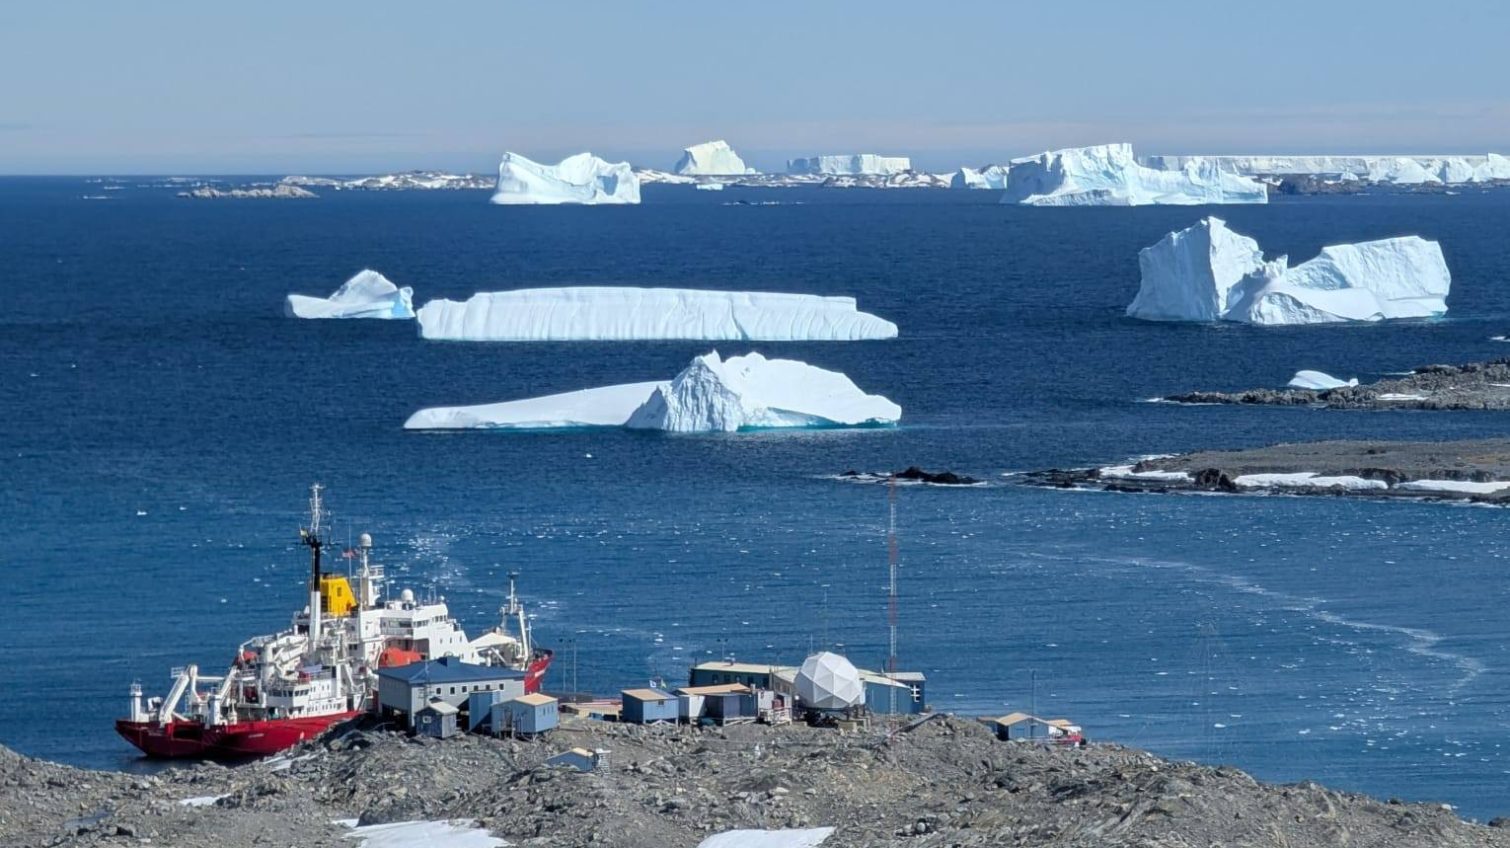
[
  {"left": 1130, "top": 217, "right": 1451, "bottom": 325},
  {"left": 1001, "top": 144, "right": 1267, "bottom": 206},
  {"left": 415, "top": 288, "right": 897, "bottom": 341},
  {"left": 1288, "top": 370, "right": 1359, "bottom": 390},
  {"left": 675, "top": 140, "right": 755, "bottom": 176},
  {"left": 626, "top": 351, "right": 901, "bottom": 432},
  {"left": 405, "top": 352, "right": 900, "bottom": 433},
  {"left": 491, "top": 152, "right": 639, "bottom": 205},
  {"left": 787, "top": 155, "right": 911, "bottom": 176},
  {"left": 1396, "top": 479, "right": 1510, "bottom": 495},
  {"left": 284, "top": 270, "right": 415, "bottom": 319},
  {"left": 695, "top": 182, "right": 726, "bottom": 191},
  {"left": 697, "top": 828, "right": 836, "bottom": 848}
]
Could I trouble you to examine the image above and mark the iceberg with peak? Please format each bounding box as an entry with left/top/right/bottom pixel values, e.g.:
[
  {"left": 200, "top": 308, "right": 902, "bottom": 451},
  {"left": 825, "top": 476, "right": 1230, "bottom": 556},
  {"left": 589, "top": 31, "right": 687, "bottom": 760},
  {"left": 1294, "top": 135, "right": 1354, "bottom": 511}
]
[
  {"left": 1288, "top": 370, "right": 1358, "bottom": 390},
  {"left": 787, "top": 155, "right": 912, "bottom": 176},
  {"left": 404, "top": 351, "right": 900, "bottom": 433},
  {"left": 491, "top": 152, "right": 639, "bottom": 205},
  {"left": 1002, "top": 143, "right": 1267, "bottom": 206},
  {"left": 675, "top": 140, "right": 755, "bottom": 176},
  {"left": 416, "top": 287, "right": 897, "bottom": 341},
  {"left": 284, "top": 270, "right": 414, "bottom": 319},
  {"left": 1128, "top": 217, "right": 1451, "bottom": 325}
]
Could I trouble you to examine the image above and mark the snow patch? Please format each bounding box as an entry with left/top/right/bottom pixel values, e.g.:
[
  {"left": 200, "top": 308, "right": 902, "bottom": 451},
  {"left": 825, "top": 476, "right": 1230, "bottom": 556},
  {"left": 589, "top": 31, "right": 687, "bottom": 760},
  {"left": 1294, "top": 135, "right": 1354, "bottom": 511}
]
[
  {"left": 405, "top": 352, "right": 899, "bottom": 433},
  {"left": 1001, "top": 144, "right": 1267, "bottom": 206},
  {"left": 415, "top": 288, "right": 897, "bottom": 342},
  {"left": 1395, "top": 480, "right": 1510, "bottom": 495},
  {"left": 491, "top": 152, "right": 639, "bottom": 205},
  {"left": 697, "top": 827, "right": 836, "bottom": 848},
  {"left": 341, "top": 819, "right": 504, "bottom": 848},
  {"left": 1129, "top": 217, "right": 1451, "bottom": 325},
  {"left": 1098, "top": 465, "right": 1193, "bottom": 483},
  {"left": 1288, "top": 370, "right": 1358, "bottom": 390},
  {"left": 285, "top": 270, "right": 415, "bottom": 319},
  {"left": 179, "top": 795, "right": 228, "bottom": 807},
  {"left": 1232, "top": 473, "right": 1388, "bottom": 491}
]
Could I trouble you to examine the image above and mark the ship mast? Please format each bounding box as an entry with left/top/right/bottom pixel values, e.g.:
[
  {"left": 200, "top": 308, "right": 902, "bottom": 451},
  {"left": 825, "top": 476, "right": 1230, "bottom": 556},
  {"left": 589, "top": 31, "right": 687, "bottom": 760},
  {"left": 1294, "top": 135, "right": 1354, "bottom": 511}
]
[
  {"left": 301, "top": 483, "right": 325, "bottom": 644},
  {"left": 503, "top": 571, "right": 531, "bottom": 661}
]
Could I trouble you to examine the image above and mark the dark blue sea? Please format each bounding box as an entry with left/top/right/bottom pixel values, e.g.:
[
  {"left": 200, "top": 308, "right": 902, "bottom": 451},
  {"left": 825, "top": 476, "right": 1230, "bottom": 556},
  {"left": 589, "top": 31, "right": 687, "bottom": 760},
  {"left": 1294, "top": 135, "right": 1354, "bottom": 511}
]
[{"left": 5, "top": 178, "right": 1510, "bottom": 818}]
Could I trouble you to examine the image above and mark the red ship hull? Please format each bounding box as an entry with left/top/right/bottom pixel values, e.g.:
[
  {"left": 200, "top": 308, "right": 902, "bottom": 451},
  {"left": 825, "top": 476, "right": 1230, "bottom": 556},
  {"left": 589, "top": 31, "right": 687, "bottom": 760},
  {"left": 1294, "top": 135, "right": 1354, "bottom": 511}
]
[
  {"left": 524, "top": 651, "right": 553, "bottom": 693},
  {"left": 115, "top": 711, "right": 361, "bottom": 759}
]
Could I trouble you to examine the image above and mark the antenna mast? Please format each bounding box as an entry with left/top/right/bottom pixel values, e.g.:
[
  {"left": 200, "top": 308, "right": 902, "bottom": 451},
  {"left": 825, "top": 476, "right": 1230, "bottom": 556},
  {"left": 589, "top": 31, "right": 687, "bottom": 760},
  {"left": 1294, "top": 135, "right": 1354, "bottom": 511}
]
[{"left": 887, "top": 474, "right": 899, "bottom": 717}]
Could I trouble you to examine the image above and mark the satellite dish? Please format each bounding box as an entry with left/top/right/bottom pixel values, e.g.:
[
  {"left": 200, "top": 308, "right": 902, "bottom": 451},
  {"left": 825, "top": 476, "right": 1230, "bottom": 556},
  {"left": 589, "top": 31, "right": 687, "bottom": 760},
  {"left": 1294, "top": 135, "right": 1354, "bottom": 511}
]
[{"left": 795, "top": 651, "right": 864, "bottom": 711}]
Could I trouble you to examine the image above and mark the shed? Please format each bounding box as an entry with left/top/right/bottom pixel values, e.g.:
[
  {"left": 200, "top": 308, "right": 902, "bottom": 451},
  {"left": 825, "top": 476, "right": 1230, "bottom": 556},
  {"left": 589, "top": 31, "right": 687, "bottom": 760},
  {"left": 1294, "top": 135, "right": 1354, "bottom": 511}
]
[
  {"left": 493, "top": 692, "right": 559, "bottom": 737},
  {"left": 376, "top": 656, "right": 526, "bottom": 726},
  {"left": 467, "top": 690, "right": 507, "bottom": 732},
  {"left": 678, "top": 683, "right": 755, "bottom": 725},
  {"left": 621, "top": 688, "right": 678, "bottom": 724},
  {"left": 415, "top": 699, "right": 459, "bottom": 739}
]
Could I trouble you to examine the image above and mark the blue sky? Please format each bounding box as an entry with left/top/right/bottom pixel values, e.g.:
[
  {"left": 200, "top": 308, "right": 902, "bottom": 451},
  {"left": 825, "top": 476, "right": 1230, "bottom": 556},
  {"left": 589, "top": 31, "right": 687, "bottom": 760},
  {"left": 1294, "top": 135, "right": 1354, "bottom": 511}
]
[{"left": 2, "top": 0, "right": 1507, "bottom": 173}]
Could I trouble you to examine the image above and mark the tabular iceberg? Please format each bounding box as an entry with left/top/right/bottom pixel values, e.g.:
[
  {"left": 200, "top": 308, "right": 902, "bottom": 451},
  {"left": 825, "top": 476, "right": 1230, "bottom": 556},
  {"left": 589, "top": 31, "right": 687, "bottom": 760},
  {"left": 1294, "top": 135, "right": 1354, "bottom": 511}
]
[
  {"left": 1001, "top": 144, "right": 1268, "bottom": 206},
  {"left": 404, "top": 351, "right": 901, "bottom": 433},
  {"left": 1141, "top": 153, "right": 1510, "bottom": 185},
  {"left": 284, "top": 270, "right": 415, "bottom": 319},
  {"left": 415, "top": 288, "right": 897, "bottom": 341},
  {"left": 675, "top": 140, "right": 756, "bottom": 176},
  {"left": 786, "top": 155, "right": 912, "bottom": 176},
  {"left": 951, "top": 165, "right": 1009, "bottom": 190},
  {"left": 491, "top": 152, "right": 640, "bottom": 205},
  {"left": 1128, "top": 217, "right": 1451, "bottom": 325}
]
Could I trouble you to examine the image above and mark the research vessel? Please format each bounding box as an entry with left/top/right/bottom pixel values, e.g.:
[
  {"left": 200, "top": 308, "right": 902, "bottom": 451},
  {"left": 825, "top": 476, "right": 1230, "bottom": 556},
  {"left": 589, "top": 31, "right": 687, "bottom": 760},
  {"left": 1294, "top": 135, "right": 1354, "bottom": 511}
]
[{"left": 116, "top": 485, "right": 552, "bottom": 758}]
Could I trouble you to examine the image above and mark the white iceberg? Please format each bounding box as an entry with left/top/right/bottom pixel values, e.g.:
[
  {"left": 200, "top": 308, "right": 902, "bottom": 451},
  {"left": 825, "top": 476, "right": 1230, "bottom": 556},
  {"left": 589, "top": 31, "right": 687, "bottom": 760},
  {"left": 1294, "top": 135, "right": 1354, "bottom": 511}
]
[
  {"left": 415, "top": 288, "right": 897, "bottom": 342},
  {"left": 1002, "top": 144, "right": 1267, "bottom": 206},
  {"left": 284, "top": 270, "right": 415, "bottom": 319},
  {"left": 675, "top": 140, "right": 755, "bottom": 176},
  {"left": 695, "top": 182, "right": 726, "bottom": 191},
  {"left": 951, "top": 165, "right": 1009, "bottom": 190},
  {"left": 1140, "top": 153, "right": 1510, "bottom": 185},
  {"left": 787, "top": 155, "right": 911, "bottom": 176},
  {"left": 491, "top": 152, "right": 639, "bottom": 205},
  {"left": 1128, "top": 217, "right": 1451, "bottom": 325},
  {"left": 404, "top": 351, "right": 900, "bottom": 433},
  {"left": 1287, "top": 370, "right": 1359, "bottom": 390}
]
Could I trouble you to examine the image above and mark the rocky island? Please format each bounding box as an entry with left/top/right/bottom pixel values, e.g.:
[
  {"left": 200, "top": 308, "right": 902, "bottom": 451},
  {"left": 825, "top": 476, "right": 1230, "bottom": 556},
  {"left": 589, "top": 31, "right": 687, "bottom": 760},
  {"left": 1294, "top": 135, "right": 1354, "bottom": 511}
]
[
  {"left": 1165, "top": 359, "right": 1510, "bottom": 411},
  {"left": 5, "top": 716, "right": 1506, "bottom": 848}
]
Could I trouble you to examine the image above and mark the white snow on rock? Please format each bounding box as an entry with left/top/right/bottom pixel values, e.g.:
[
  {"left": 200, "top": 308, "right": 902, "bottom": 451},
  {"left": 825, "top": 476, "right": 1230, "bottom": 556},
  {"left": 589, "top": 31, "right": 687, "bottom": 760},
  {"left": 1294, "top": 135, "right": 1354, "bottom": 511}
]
[
  {"left": 787, "top": 155, "right": 911, "bottom": 176},
  {"left": 178, "top": 795, "right": 228, "bottom": 807},
  {"left": 1001, "top": 144, "right": 1267, "bottom": 206},
  {"left": 697, "top": 827, "right": 836, "bottom": 848},
  {"left": 284, "top": 270, "right": 415, "bottom": 319},
  {"left": 1098, "top": 465, "right": 1194, "bottom": 483},
  {"left": 415, "top": 288, "right": 897, "bottom": 342},
  {"left": 1233, "top": 473, "right": 1388, "bottom": 491},
  {"left": 404, "top": 351, "right": 900, "bottom": 433},
  {"left": 1129, "top": 217, "right": 1451, "bottom": 325},
  {"left": 1395, "top": 479, "right": 1510, "bottom": 495},
  {"left": 1288, "top": 370, "right": 1359, "bottom": 390},
  {"left": 341, "top": 819, "right": 504, "bottom": 848},
  {"left": 675, "top": 140, "right": 756, "bottom": 176},
  {"left": 491, "top": 152, "right": 640, "bottom": 205}
]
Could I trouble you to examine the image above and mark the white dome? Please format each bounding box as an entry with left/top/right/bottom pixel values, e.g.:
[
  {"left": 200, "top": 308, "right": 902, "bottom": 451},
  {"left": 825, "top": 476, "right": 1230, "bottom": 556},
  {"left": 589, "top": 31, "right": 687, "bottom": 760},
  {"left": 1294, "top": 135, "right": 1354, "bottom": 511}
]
[{"left": 795, "top": 651, "right": 864, "bottom": 711}]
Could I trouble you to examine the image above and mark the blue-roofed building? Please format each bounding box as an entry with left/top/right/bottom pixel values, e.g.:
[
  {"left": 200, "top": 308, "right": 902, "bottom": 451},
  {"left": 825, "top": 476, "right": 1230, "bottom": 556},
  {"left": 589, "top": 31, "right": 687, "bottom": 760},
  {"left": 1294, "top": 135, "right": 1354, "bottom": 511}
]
[{"left": 377, "top": 657, "right": 526, "bottom": 725}]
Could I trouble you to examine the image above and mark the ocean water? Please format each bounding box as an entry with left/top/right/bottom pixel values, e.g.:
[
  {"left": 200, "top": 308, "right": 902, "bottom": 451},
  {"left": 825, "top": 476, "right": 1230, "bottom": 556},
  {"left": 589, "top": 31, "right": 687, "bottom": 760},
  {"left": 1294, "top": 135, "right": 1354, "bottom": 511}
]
[{"left": 5, "top": 178, "right": 1510, "bottom": 818}]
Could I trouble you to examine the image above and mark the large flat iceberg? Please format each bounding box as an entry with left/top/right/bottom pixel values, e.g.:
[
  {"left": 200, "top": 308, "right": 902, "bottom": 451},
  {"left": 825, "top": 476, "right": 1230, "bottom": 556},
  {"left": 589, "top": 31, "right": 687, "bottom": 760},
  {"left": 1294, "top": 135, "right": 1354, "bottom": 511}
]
[
  {"left": 1141, "top": 153, "right": 1510, "bottom": 185},
  {"left": 1002, "top": 144, "right": 1268, "bottom": 206},
  {"left": 284, "top": 270, "right": 415, "bottom": 319},
  {"left": 675, "top": 140, "right": 756, "bottom": 176},
  {"left": 1128, "top": 217, "right": 1451, "bottom": 325},
  {"left": 491, "top": 152, "right": 640, "bottom": 205},
  {"left": 415, "top": 288, "right": 897, "bottom": 341},
  {"left": 787, "top": 155, "right": 911, "bottom": 176},
  {"left": 404, "top": 351, "right": 900, "bottom": 433}
]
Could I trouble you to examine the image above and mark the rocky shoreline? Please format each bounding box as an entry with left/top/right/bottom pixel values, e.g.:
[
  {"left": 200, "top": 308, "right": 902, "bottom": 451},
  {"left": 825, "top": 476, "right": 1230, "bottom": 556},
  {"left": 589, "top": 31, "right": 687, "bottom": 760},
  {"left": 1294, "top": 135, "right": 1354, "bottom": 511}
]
[
  {"left": 1164, "top": 359, "right": 1510, "bottom": 411},
  {"left": 4, "top": 716, "right": 1506, "bottom": 848},
  {"left": 1023, "top": 438, "right": 1510, "bottom": 504}
]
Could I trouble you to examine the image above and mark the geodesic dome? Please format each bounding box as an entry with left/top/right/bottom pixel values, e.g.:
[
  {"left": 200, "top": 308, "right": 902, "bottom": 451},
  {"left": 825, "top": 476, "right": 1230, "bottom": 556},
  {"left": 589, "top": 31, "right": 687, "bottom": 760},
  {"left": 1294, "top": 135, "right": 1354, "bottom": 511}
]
[{"left": 795, "top": 651, "right": 863, "bottom": 710}]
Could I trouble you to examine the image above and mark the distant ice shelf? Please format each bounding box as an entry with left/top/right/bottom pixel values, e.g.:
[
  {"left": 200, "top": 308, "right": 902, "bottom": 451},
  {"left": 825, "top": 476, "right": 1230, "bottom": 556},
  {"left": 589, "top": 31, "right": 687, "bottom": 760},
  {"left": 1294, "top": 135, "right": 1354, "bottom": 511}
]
[
  {"left": 404, "top": 351, "right": 901, "bottom": 433},
  {"left": 1001, "top": 144, "right": 1268, "bottom": 206},
  {"left": 415, "top": 288, "right": 897, "bottom": 341},
  {"left": 786, "top": 154, "right": 912, "bottom": 176},
  {"left": 674, "top": 140, "right": 756, "bottom": 176},
  {"left": 491, "top": 152, "right": 640, "bottom": 205},
  {"left": 285, "top": 270, "right": 415, "bottom": 319},
  {"left": 1140, "top": 153, "right": 1510, "bottom": 185},
  {"left": 1127, "top": 217, "right": 1451, "bottom": 325}
]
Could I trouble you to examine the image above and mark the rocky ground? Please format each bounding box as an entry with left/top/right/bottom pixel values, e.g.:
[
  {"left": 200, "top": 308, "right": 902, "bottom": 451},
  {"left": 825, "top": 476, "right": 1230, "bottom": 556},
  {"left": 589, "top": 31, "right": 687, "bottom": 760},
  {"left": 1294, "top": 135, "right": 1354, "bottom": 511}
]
[
  {"left": 1023, "top": 438, "right": 1510, "bottom": 504},
  {"left": 4, "top": 716, "right": 1508, "bottom": 848},
  {"left": 1165, "top": 360, "right": 1510, "bottom": 411}
]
